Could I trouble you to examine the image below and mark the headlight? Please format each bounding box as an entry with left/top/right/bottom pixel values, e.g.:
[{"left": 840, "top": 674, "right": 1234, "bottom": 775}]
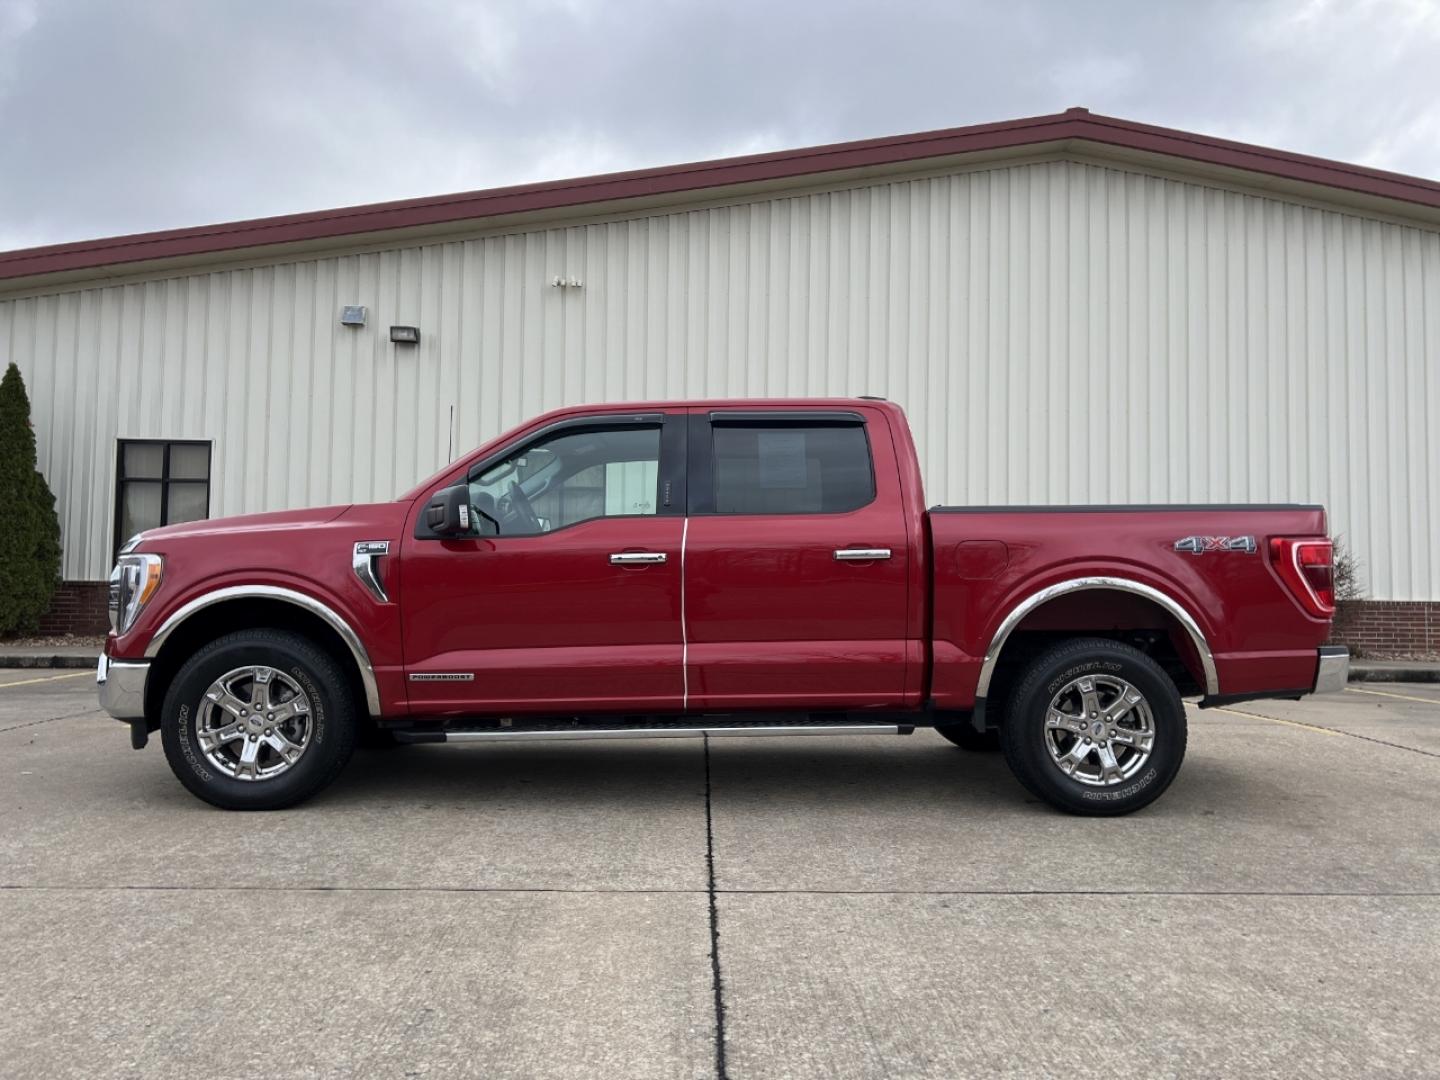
[{"left": 108, "top": 553, "right": 164, "bottom": 635}]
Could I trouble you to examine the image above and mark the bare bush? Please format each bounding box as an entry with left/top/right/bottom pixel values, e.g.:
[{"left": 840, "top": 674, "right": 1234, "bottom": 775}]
[{"left": 1332, "top": 535, "right": 1365, "bottom": 603}]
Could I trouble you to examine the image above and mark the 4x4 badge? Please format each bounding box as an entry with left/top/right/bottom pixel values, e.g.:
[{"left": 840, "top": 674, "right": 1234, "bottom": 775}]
[{"left": 1174, "top": 535, "right": 1257, "bottom": 555}]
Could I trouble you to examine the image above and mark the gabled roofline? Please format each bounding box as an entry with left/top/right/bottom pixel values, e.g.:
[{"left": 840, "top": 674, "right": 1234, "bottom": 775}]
[{"left": 5, "top": 107, "right": 1440, "bottom": 288}]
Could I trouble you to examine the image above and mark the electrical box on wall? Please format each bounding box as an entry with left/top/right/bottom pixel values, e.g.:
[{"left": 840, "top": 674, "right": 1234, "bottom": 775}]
[{"left": 340, "top": 305, "right": 367, "bottom": 326}]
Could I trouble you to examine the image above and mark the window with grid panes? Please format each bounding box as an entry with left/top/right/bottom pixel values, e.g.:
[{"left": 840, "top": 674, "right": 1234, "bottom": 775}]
[{"left": 114, "top": 440, "right": 211, "bottom": 557}]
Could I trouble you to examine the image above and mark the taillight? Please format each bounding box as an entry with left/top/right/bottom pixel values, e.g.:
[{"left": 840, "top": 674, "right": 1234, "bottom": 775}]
[{"left": 1270, "top": 537, "right": 1335, "bottom": 618}]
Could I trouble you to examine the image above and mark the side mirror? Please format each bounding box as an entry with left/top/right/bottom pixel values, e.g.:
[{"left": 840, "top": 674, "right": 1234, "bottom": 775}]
[{"left": 424, "top": 485, "right": 497, "bottom": 536}]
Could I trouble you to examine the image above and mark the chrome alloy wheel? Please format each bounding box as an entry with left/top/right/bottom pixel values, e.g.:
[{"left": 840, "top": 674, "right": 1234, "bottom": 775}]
[
  {"left": 1043, "top": 674, "right": 1155, "bottom": 787},
  {"left": 196, "top": 666, "right": 313, "bottom": 782}
]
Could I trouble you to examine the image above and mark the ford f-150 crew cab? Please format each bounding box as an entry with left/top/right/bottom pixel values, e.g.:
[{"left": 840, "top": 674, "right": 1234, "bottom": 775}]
[{"left": 98, "top": 398, "right": 1348, "bottom": 814}]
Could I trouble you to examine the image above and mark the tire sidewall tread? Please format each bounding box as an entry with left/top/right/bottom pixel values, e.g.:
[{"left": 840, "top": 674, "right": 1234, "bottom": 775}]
[
  {"left": 1000, "top": 637, "right": 1187, "bottom": 816},
  {"left": 160, "top": 628, "right": 357, "bottom": 811}
]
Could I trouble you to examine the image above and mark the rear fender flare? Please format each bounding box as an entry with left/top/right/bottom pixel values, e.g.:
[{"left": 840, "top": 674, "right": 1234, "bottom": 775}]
[{"left": 975, "top": 576, "right": 1219, "bottom": 700}]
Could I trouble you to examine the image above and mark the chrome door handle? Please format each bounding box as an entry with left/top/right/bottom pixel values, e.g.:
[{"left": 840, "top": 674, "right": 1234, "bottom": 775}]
[
  {"left": 610, "top": 552, "right": 668, "bottom": 565},
  {"left": 834, "top": 548, "right": 892, "bottom": 561}
]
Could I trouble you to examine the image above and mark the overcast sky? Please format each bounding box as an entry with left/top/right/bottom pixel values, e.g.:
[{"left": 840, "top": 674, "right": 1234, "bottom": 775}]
[{"left": 1, "top": 0, "right": 1437, "bottom": 251}]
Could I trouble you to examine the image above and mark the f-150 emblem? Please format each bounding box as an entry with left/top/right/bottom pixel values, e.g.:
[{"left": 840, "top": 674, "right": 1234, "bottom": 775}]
[{"left": 1174, "top": 535, "right": 1257, "bottom": 555}]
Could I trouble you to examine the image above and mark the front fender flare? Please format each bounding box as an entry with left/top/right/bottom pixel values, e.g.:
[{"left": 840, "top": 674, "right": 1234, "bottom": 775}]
[{"left": 143, "top": 584, "right": 382, "bottom": 716}]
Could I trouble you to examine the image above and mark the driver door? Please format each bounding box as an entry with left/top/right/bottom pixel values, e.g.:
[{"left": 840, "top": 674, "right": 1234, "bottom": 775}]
[{"left": 401, "top": 412, "right": 686, "bottom": 715}]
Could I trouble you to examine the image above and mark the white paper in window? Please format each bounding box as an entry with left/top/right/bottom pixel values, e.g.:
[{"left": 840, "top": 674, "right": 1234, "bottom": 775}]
[{"left": 757, "top": 431, "right": 808, "bottom": 489}]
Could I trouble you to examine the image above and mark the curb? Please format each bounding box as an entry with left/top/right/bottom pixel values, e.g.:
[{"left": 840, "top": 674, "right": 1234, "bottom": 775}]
[
  {"left": 1348, "top": 664, "right": 1440, "bottom": 684},
  {"left": 0, "top": 654, "right": 97, "bottom": 670}
]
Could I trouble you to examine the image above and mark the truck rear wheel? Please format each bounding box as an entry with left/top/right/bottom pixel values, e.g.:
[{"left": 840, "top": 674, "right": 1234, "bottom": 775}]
[
  {"left": 160, "top": 629, "right": 358, "bottom": 810},
  {"left": 999, "top": 637, "right": 1186, "bottom": 816}
]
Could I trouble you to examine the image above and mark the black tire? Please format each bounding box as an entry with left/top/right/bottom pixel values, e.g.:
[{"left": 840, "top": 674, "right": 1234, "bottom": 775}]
[
  {"left": 935, "top": 723, "right": 1001, "bottom": 752},
  {"left": 160, "top": 628, "right": 357, "bottom": 810},
  {"left": 999, "top": 637, "right": 1186, "bottom": 816}
]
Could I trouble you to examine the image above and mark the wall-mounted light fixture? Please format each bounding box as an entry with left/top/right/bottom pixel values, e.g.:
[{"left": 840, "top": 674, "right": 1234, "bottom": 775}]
[
  {"left": 390, "top": 325, "right": 420, "bottom": 345},
  {"left": 550, "top": 276, "right": 584, "bottom": 288},
  {"left": 340, "top": 305, "right": 368, "bottom": 327}
]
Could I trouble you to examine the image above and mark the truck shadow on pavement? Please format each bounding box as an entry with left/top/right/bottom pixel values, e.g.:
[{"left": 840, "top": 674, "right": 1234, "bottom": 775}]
[{"left": 303, "top": 737, "right": 1246, "bottom": 818}]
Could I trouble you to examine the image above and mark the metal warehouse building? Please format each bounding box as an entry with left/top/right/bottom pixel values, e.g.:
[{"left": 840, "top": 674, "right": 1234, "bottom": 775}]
[{"left": 1, "top": 108, "right": 1437, "bottom": 651}]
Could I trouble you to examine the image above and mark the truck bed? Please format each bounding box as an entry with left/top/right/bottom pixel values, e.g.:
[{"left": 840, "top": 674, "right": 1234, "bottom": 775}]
[{"left": 926, "top": 503, "right": 1331, "bottom": 709}]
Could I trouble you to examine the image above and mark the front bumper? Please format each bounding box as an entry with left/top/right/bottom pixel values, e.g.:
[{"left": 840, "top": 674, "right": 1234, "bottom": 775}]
[
  {"left": 97, "top": 653, "right": 149, "bottom": 721},
  {"left": 1313, "top": 645, "right": 1350, "bottom": 695}
]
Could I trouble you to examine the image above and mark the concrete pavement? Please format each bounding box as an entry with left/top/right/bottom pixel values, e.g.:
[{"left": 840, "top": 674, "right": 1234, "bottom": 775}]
[{"left": 2, "top": 670, "right": 1438, "bottom": 1078}]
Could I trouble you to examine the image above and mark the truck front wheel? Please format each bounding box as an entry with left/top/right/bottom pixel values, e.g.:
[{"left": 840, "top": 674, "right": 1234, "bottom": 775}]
[
  {"left": 160, "top": 629, "right": 358, "bottom": 810},
  {"left": 999, "top": 637, "right": 1187, "bottom": 816}
]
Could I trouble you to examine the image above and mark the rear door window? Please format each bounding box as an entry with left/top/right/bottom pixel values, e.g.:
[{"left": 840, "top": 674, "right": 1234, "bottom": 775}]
[{"left": 710, "top": 423, "right": 874, "bottom": 514}]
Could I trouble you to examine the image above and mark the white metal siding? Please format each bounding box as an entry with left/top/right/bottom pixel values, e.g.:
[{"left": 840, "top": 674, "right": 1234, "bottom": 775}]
[{"left": 2, "top": 160, "right": 1437, "bottom": 598}]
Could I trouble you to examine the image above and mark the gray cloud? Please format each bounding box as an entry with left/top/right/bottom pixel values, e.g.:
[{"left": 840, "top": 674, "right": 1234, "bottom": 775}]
[{"left": 1, "top": 0, "right": 1437, "bottom": 250}]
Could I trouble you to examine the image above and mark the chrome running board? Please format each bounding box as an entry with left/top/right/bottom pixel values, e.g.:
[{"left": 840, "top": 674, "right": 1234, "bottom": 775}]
[{"left": 394, "top": 722, "right": 911, "bottom": 744}]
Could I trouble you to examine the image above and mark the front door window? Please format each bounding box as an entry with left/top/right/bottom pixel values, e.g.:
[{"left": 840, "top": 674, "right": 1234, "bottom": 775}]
[{"left": 465, "top": 426, "right": 661, "bottom": 536}]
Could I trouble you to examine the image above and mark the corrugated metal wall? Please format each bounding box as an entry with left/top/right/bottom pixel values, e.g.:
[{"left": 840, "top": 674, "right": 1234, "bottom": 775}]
[{"left": 2, "top": 160, "right": 1437, "bottom": 598}]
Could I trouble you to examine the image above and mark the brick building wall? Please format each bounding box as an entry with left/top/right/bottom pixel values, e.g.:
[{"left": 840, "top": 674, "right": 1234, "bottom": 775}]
[
  {"left": 37, "top": 581, "right": 109, "bottom": 636},
  {"left": 1328, "top": 601, "right": 1439, "bottom": 659}
]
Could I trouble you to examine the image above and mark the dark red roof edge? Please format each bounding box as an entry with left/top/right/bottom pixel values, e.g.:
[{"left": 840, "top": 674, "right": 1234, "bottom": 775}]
[{"left": 5, "top": 107, "right": 1439, "bottom": 284}]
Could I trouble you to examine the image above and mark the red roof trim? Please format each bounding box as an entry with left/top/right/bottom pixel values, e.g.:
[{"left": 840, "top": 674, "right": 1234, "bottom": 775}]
[{"left": 5, "top": 108, "right": 1439, "bottom": 284}]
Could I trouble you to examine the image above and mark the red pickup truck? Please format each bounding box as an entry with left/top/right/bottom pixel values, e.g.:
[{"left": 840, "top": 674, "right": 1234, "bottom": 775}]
[{"left": 98, "top": 398, "right": 1347, "bottom": 815}]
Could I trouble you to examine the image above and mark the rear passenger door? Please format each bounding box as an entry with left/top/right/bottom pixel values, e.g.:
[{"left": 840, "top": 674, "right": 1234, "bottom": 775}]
[{"left": 682, "top": 408, "right": 911, "bottom": 710}]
